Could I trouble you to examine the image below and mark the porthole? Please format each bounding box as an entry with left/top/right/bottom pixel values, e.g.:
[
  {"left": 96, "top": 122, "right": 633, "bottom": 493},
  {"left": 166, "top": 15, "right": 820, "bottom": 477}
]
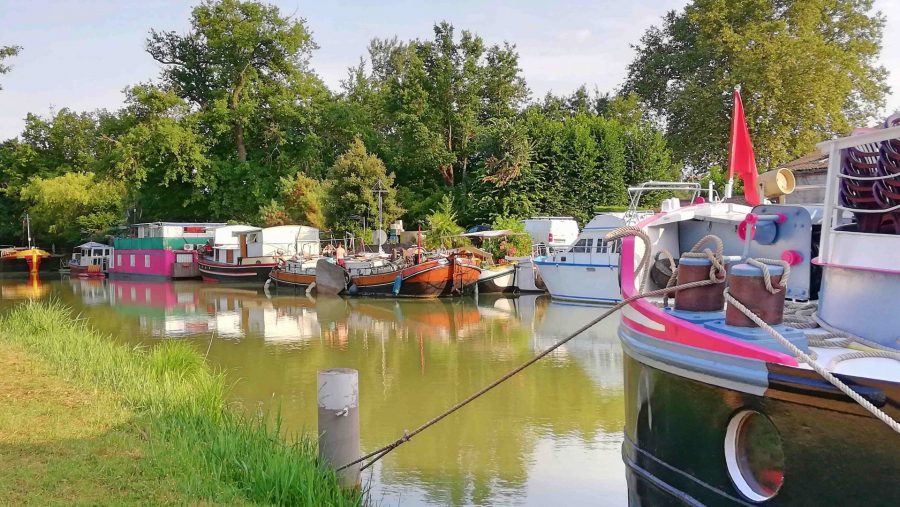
[{"left": 725, "top": 410, "right": 785, "bottom": 502}]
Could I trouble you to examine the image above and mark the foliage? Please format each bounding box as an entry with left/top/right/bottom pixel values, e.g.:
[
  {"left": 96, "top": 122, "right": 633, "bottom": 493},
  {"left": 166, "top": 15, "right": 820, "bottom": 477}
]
[
  {"left": 424, "top": 195, "right": 467, "bottom": 249},
  {"left": 19, "top": 172, "right": 125, "bottom": 245},
  {"left": 260, "top": 173, "right": 327, "bottom": 229},
  {"left": 625, "top": 0, "right": 888, "bottom": 171},
  {"left": 8, "top": 1, "right": 868, "bottom": 246},
  {"left": 325, "top": 137, "right": 402, "bottom": 233},
  {"left": 482, "top": 215, "right": 532, "bottom": 260},
  {"left": 0, "top": 301, "right": 361, "bottom": 506},
  {"left": 0, "top": 44, "right": 21, "bottom": 89}
]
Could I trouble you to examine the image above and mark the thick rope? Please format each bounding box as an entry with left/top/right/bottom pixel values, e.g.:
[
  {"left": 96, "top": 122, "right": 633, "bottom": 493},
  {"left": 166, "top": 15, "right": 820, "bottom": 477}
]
[
  {"left": 724, "top": 289, "right": 900, "bottom": 434},
  {"left": 746, "top": 258, "right": 790, "bottom": 294},
  {"left": 338, "top": 226, "right": 697, "bottom": 472},
  {"left": 825, "top": 350, "right": 900, "bottom": 371},
  {"left": 337, "top": 275, "right": 724, "bottom": 472}
]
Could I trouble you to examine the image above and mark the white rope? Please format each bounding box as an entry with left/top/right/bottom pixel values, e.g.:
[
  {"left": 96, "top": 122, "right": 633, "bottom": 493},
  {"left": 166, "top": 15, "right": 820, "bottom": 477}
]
[{"left": 725, "top": 289, "right": 900, "bottom": 434}]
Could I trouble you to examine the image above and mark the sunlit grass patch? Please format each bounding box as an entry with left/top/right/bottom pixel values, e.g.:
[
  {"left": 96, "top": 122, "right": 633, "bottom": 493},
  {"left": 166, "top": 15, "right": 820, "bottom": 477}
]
[{"left": 0, "top": 301, "right": 361, "bottom": 506}]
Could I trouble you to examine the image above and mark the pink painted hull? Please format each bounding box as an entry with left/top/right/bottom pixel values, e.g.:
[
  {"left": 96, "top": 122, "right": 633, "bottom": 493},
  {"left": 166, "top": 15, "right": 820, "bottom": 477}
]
[{"left": 107, "top": 249, "right": 199, "bottom": 280}]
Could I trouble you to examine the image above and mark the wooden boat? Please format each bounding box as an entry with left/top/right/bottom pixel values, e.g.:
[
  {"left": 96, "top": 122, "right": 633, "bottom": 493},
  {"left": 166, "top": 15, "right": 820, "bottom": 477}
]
[
  {"left": 68, "top": 242, "right": 113, "bottom": 278},
  {"left": 199, "top": 225, "right": 320, "bottom": 283},
  {"left": 268, "top": 257, "right": 318, "bottom": 290},
  {"left": 619, "top": 120, "right": 900, "bottom": 505},
  {"left": 349, "top": 254, "right": 480, "bottom": 297}
]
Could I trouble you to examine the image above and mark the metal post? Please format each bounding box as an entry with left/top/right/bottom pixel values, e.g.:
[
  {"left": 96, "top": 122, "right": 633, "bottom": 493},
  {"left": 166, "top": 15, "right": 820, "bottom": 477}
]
[{"left": 317, "top": 368, "right": 360, "bottom": 487}]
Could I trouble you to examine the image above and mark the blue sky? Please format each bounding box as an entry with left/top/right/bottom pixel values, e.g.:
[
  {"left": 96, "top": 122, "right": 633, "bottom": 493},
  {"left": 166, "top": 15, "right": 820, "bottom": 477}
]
[{"left": 1, "top": 0, "right": 899, "bottom": 140}]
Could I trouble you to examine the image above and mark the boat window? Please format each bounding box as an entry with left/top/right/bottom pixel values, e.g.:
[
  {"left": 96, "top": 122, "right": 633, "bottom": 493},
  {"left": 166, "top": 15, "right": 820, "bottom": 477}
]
[
  {"left": 117, "top": 254, "right": 122, "bottom": 266},
  {"left": 129, "top": 255, "right": 135, "bottom": 267},
  {"left": 725, "top": 410, "right": 785, "bottom": 502},
  {"left": 144, "top": 254, "right": 151, "bottom": 268},
  {"left": 570, "top": 238, "right": 592, "bottom": 253}
]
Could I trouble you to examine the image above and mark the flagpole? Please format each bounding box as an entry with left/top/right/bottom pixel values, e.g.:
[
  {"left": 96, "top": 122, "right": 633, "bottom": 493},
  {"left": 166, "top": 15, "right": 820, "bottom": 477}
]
[{"left": 724, "top": 85, "right": 741, "bottom": 200}]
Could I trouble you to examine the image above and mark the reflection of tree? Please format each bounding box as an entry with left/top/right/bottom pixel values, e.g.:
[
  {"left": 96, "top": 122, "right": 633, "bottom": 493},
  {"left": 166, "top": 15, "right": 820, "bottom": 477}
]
[{"left": 50, "top": 280, "right": 625, "bottom": 506}]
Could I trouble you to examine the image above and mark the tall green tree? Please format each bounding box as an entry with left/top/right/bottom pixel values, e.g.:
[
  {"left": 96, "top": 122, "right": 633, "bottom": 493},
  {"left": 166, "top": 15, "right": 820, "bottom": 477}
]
[
  {"left": 147, "top": 0, "right": 321, "bottom": 164},
  {"left": 109, "top": 85, "right": 211, "bottom": 220},
  {"left": 0, "top": 44, "right": 21, "bottom": 90},
  {"left": 325, "top": 138, "right": 402, "bottom": 233},
  {"left": 625, "top": 0, "right": 888, "bottom": 171}
]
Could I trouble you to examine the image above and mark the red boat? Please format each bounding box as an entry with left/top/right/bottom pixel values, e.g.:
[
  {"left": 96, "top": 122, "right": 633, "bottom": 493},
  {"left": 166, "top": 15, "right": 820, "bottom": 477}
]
[{"left": 349, "top": 254, "right": 481, "bottom": 297}]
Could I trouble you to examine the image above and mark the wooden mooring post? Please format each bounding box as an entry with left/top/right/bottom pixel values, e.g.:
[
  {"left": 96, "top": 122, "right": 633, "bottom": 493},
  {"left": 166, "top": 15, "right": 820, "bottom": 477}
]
[{"left": 317, "top": 368, "right": 361, "bottom": 487}]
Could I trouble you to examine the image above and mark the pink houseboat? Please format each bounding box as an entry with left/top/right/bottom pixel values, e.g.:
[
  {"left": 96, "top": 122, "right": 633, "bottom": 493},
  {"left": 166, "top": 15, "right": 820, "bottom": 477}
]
[{"left": 108, "top": 222, "right": 224, "bottom": 280}]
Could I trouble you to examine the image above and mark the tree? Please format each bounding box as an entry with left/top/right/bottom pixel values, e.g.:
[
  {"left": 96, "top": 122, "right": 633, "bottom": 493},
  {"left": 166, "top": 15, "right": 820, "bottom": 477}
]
[
  {"left": 147, "top": 0, "right": 321, "bottom": 163},
  {"left": 625, "top": 0, "right": 888, "bottom": 171},
  {"left": 259, "top": 173, "right": 327, "bottom": 229},
  {"left": 424, "top": 195, "right": 466, "bottom": 249},
  {"left": 0, "top": 44, "right": 21, "bottom": 89},
  {"left": 109, "top": 85, "right": 211, "bottom": 220},
  {"left": 19, "top": 172, "right": 125, "bottom": 245},
  {"left": 325, "top": 138, "right": 402, "bottom": 233}
]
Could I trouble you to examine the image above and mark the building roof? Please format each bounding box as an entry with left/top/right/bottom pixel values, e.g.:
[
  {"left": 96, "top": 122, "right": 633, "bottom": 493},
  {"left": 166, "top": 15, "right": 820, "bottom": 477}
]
[{"left": 776, "top": 151, "right": 828, "bottom": 174}]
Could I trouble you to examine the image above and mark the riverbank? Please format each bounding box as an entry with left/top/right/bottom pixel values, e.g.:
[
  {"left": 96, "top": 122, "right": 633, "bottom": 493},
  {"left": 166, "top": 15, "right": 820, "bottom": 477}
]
[{"left": 0, "top": 301, "right": 360, "bottom": 506}]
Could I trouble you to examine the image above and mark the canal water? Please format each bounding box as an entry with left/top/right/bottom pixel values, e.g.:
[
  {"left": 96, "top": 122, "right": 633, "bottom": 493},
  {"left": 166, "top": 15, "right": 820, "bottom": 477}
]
[{"left": 0, "top": 277, "right": 626, "bottom": 506}]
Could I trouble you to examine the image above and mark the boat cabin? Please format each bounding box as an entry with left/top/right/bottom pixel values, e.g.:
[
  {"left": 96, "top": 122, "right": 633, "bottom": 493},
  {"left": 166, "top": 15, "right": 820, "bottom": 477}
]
[{"left": 70, "top": 241, "right": 114, "bottom": 275}]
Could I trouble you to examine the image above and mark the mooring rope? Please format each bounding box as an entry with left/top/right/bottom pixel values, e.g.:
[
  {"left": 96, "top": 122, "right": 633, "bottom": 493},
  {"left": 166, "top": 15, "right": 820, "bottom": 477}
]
[
  {"left": 725, "top": 289, "right": 900, "bottom": 434},
  {"left": 338, "top": 226, "right": 699, "bottom": 472}
]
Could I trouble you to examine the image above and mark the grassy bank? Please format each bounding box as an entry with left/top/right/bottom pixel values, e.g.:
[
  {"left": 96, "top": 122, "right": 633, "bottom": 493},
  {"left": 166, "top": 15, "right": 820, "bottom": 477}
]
[{"left": 0, "top": 301, "right": 361, "bottom": 506}]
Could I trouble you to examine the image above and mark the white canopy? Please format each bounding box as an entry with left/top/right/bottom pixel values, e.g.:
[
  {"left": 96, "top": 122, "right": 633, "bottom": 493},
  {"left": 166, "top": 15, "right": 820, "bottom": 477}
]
[
  {"left": 459, "top": 229, "right": 515, "bottom": 238},
  {"left": 77, "top": 241, "right": 109, "bottom": 249}
]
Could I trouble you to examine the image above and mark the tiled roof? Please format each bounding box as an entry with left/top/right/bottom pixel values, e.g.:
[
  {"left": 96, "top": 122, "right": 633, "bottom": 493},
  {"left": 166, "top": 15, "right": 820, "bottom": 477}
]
[{"left": 776, "top": 151, "right": 828, "bottom": 173}]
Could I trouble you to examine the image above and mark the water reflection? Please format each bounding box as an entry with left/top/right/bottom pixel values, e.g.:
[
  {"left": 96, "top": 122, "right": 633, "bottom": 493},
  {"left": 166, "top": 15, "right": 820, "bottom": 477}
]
[{"left": 1, "top": 277, "right": 626, "bottom": 506}]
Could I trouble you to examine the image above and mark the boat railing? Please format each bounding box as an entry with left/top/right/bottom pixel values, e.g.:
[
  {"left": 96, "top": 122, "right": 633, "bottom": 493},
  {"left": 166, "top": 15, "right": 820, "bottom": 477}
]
[{"left": 624, "top": 181, "right": 704, "bottom": 225}]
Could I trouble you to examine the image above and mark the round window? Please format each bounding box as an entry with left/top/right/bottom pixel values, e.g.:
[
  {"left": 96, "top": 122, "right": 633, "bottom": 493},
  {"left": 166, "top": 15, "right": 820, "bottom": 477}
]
[{"left": 725, "top": 410, "right": 785, "bottom": 502}]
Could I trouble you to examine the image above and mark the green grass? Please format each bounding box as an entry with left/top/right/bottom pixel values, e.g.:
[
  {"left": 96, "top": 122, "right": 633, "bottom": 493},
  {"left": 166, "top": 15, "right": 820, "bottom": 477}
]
[{"left": 0, "top": 301, "right": 361, "bottom": 506}]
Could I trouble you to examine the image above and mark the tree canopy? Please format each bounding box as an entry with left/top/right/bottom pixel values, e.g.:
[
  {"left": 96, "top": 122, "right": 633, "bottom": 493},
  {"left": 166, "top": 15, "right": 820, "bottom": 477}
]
[
  {"left": 0, "top": 0, "right": 890, "bottom": 248},
  {"left": 625, "top": 0, "right": 888, "bottom": 171}
]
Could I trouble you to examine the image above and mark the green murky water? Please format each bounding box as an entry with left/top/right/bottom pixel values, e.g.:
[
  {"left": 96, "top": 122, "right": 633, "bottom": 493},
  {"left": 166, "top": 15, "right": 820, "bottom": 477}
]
[{"left": 1, "top": 276, "right": 626, "bottom": 506}]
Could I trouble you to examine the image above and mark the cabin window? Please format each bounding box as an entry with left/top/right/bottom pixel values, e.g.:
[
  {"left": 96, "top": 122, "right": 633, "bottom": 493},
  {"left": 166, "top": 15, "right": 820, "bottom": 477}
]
[
  {"left": 176, "top": 253, "right": 193, "bottom": 263},
  {"left": 144, "top": 254, "right": 151, "bottom": 267},
  {"left": 571, "top": 238, "right": 592, "bottom": 253},
  {"left": 725, "top": 410, "right": 785, "bottom": 502},
  {"left": 129, "top": 255, "right": 135, "bottom": 267},
  {"left": 117, "top": 254, "right": 122, "bottom": 266}
]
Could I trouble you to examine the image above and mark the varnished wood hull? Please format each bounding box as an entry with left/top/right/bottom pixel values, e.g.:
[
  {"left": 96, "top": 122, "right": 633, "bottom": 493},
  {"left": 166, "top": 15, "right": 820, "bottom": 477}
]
[
  {"left": 268, "top": 269, "right": 315, "bottom": 290},
  {"left": 350, "top": 258, "right": 480, "bottom": 297}
]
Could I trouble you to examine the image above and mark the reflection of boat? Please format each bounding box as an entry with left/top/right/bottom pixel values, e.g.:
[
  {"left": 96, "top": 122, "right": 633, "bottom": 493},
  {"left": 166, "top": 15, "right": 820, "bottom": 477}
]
[
  {"left": 350, "top": 255, "right": 480, "bottom": 297},
  {"left": 534, "top": 300, "right": 623, "bottom": 390},
  {"left": 349, "top": 298, "right": 481, "bottom": 334},
  {"left": 68, "top": 242, "right": 113, "bottom": 277},
  {"left": 0, "top": 276, "right": 49, "bottom": 300},
  {"left": 67, "top": 277, "right": 109, "bottom": 305},
  {"left": 619, "top": 120, "right": 900, "bottom": 505},
  {"left": 199, "top": 225, "right": 320, "bottom": 283}
]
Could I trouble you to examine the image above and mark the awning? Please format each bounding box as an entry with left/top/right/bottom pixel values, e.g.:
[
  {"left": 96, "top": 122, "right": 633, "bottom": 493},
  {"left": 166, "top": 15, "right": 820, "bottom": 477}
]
[{"left": 458, "top": 229, "right": 515, "bottom": 238}]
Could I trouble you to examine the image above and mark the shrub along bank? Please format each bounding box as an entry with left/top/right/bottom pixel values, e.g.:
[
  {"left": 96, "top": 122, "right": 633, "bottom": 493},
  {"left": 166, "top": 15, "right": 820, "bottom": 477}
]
[{"left": 0, "top": 301, "right": 361, "bottom": 506}]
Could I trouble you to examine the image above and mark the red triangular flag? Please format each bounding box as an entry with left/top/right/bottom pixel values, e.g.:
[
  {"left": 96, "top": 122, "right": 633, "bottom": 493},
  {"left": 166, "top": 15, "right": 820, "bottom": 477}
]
[{"left": 728, "top": 88, "right": 760, "bottom": 205}]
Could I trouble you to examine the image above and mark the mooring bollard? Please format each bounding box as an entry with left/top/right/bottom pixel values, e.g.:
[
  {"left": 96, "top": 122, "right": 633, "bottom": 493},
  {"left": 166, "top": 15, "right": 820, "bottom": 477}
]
[{"left": 317, "top": 368, "right": 360, "bottom": 487}]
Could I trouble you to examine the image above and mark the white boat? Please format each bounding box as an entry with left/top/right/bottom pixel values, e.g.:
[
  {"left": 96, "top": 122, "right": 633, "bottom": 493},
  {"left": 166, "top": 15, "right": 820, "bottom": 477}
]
[
  {"left": 68, "top": 241, "right": 114, "bottom": 277},
  {"left": 532, "top": 214, "right": 627, "bottom": 303},
  {"left": 534, "top": 181, "right": 706, "bottom": 304}
]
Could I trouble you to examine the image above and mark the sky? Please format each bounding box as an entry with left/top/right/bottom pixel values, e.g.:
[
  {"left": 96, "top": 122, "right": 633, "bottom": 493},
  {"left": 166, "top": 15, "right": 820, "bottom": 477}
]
[{"left": 1, "top": 0, "right": 899, "bottom": 140}]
